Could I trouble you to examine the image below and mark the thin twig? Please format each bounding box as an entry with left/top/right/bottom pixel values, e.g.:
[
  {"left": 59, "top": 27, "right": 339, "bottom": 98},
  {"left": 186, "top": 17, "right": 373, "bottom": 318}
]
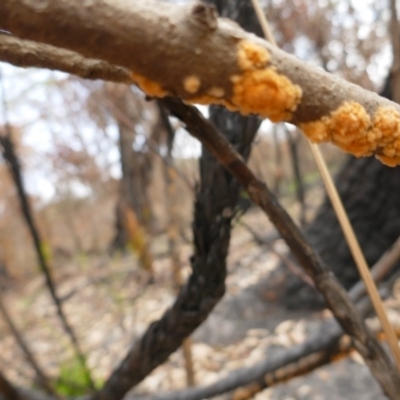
[
  {"left": 250, "top": 0, "right": 276, "bottom": 46},
  {"left": 0, "top": 32, "right": 132, "bottom": 83}
]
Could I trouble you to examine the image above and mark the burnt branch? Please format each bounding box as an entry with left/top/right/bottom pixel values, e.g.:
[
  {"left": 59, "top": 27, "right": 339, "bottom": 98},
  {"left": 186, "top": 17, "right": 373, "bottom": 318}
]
[{"left": 160, "top": 97, "right": 400, "bottom": 399}]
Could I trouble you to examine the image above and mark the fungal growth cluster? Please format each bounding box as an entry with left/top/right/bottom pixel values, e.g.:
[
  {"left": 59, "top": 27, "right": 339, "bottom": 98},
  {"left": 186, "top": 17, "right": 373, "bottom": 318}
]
[
  {"left": 130, "top": 39, "right": 302, "bottom": 121},
  {"left": 300, "top": 102, "right": 400, "bottom": 167},
  {"left": 130, "top": 38, "right": 400, "bottom": 167},
  {"left": 229, "top": 40, "right": 302, "bottom": 122},
  {"left": 131, "top": 71, "right": 168, "bottom": 98}
]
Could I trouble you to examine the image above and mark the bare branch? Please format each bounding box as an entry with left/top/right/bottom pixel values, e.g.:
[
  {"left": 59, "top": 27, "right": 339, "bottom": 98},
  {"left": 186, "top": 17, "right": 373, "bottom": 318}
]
[
  {"left": 161, "top": 97, "right": 400, "bottom": 399},
  {"left": 0, "top": 33, "right": 131, "bottom": 83}
]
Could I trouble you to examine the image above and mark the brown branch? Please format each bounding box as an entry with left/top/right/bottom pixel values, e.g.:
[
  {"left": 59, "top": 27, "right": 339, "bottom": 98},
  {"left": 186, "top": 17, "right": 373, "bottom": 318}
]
[
  {"left": 2, "top": 0, "right": 400, "bottom": 165},
  {"left": 0, "top": 32, "right": 131, "bottom": 83},
  {"left": 160, "top": 97, "right": 400, "bottom": 399}
]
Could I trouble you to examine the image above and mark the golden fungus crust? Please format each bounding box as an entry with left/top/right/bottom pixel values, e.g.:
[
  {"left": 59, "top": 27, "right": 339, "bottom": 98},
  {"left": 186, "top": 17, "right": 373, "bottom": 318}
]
[
  {"left": 300, "top": 119, "right": 330, "bottom": 142},
  {"left": 372, "top": 107, "right": 400, "bottom": 166},
  {"left": 208, "top": 86, "right": 225, "bottom": 98},
  {"left": 130, "top": 40, "right": 301, "bottom": 121},
  {"left": 183, "top": 75, "right": 201, "bottom": 94},
  {"left": 185, "top": 94, "right": 225, "bottom": 106},
  {"left": 231, "top": 40, "right": 302, "bottom": 121},
  {"left": 329, "top": 102, "right": 371, "bottom": 156},
  {"left": 131, "top": 72, "right": 168, "bottom": 97},
  {"left": 376, "top": 154, "right": 400, "bottom": 167},
  {"left": 300, "top": 102, "right": 400, "bottom": 166},
  {"left": 231, "top": 68, "right": 302, "bottom": 122},
  {"left": 237, "top": 40, "right": 269, "bottom": 70}
]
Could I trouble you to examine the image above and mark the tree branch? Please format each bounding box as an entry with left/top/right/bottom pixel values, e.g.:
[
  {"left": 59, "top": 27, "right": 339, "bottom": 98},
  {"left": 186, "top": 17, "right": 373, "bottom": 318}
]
[
  {"left": 2, "top": 0, "right": 400, "bottom": 165},
  {"left": 160, "top": 97, "right": 400, "bottom": 399},
  {"left": 0, "top": 33, "right": 131, "bottom": 83}
]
